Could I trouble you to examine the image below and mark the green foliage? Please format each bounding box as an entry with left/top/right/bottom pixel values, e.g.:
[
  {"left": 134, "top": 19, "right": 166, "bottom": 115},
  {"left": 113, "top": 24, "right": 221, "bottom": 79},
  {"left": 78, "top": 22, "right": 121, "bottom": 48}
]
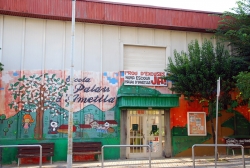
[
  {"left": 165, "top": 39, "right": 249, "bottom": 142},
  {"left": 165, "top": 39, "right": 248, "bottom": 102},
  {"left": 214, "top": 0, "right": 250, "bottom": 61},
  {"left": 234, "top": 71, "right": 250, "bottom": 106},
  {"left": 8, "top": 73, "right": 70, "bottom": 112},
  {"left": 150, "top": 128, "right": 159, "bottom": 136},
  {"left": 0, "top": 62, "right": 3, "bottom": 71}
]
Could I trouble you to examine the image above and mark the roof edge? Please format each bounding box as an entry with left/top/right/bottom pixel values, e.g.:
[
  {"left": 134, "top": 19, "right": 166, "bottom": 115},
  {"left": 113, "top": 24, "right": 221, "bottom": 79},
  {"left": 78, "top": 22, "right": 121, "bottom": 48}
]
[{"left": 81, "top": 0, "right": 223, "bottom": 14}]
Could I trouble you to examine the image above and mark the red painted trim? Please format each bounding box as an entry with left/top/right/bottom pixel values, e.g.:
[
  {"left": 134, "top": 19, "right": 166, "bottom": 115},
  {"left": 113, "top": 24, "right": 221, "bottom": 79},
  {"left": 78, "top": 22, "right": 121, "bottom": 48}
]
[
  {"left": 82, "top": 0, "right": 222, "bottom": 14},
  {"left": 0, "top": 0, "right": 221, "bottom": 32}
]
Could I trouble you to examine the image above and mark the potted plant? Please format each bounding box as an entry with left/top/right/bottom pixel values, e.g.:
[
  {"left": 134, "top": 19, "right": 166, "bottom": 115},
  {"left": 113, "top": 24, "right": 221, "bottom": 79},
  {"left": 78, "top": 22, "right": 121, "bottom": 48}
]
[{"left": 150, "top": 128, "right": 159, "bottom": 136}]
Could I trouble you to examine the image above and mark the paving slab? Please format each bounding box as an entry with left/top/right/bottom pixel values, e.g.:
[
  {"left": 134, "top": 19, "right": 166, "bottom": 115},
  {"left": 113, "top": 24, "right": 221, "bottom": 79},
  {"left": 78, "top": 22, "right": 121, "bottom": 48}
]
[{"left": 1, "top": 155, "right": 250, "bottom": 168}]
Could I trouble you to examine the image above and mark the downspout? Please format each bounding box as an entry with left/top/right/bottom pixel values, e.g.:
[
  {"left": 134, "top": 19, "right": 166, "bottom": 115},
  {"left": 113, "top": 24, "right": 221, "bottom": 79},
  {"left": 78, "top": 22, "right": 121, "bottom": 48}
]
[{"left": 67, "top": 0, "right": 76, "bottom": 167}]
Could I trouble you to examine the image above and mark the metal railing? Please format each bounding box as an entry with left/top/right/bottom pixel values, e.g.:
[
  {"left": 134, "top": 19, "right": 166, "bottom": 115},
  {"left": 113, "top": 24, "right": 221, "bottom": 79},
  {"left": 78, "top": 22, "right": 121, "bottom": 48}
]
[
  {"left": 0, "top": 148, "right": 2, "bottom": 168},
  {"left": 192, "top": 144, "right": 245, "bottom": 168},
  {"left": 0, "top": 145, "right": 42, "bottom": 168},
  {"left": 101, "top": 145, "right": 151, "bottom": 168}
]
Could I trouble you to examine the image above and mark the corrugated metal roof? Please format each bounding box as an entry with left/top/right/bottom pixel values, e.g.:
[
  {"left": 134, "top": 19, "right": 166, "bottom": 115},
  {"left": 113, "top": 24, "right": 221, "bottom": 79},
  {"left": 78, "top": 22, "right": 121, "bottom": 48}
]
[{"left": 0, "top": 0, "right": 221, "bottom": 32}]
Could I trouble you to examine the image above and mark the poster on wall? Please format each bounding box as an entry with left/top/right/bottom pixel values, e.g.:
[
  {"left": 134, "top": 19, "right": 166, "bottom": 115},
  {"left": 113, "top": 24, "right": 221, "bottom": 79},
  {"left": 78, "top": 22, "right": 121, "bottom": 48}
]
[
  {"left": 123, "top": 71, "right": 167, "bottom": 86},
  {"left": 187, "top": 112, "right": 207, "bottom": 136}
]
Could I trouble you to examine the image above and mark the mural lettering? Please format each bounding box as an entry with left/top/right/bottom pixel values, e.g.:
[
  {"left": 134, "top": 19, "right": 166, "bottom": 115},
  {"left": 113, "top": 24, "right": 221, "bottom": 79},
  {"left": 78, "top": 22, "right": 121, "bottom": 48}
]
[
  {"left": 66, "top": 76, "right": 90, "bottom": 83},
  {"left": 72, "top": 94, "right": 115, "bottom": 103},
  {"left": 56, "top": 76, "right": 116, "bottom": 104},
  {"left": 74, "top": 84, "right": 110, "bottom": 93}
]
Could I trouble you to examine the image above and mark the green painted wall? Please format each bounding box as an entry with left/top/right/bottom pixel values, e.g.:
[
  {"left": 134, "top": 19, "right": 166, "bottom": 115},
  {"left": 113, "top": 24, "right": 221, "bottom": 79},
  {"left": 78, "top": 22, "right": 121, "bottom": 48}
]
[{"left": 0, "top": 104, "right": 121, "bottom": 164}]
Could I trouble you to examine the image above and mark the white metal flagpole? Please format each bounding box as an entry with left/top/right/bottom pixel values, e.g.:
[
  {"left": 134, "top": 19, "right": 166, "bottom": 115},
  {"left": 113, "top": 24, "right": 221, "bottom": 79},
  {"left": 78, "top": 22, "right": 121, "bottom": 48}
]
[
  {"left": 67, "top": 0, "right": 76, "bottom": 167},
  {"left": 215, "top": 77, "right": 220, "bottom": 167}
]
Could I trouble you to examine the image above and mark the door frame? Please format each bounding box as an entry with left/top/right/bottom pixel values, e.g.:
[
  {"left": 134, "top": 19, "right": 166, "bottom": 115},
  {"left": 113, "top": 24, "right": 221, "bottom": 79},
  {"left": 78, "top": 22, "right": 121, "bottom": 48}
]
[
  {"left": 120, "top": 109, "right": 172, "bottom": 159},
  {"left": 126, "top": 109, "right": 163, "bottom": 159}
]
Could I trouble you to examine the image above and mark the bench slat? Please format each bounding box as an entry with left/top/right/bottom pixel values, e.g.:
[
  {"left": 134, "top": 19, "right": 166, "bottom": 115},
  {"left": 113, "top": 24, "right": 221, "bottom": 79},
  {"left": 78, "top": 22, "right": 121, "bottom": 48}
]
[
  {"left": 72, "top": 142, "right": 102, "bottom": 161},
  {"left": 73, "top": 152, "right": 101, "bottom": 155},
  {"left": 17, "top": 154, "right": 54, "bottom": 158},
  {"left": 18, "top": 148, "right": 53, "bottom": 150},
  {"left": 17, "top": 143, "right": 55, "bottom": 166},
  {"left": 229, "top": 146, "right": 250, "bottom": 149},
  {"left": 17, "top": 143, "right": 55, "bottom": 158},
  {"left": 17, "top": 152, "right": 54, "bottom": 155}
]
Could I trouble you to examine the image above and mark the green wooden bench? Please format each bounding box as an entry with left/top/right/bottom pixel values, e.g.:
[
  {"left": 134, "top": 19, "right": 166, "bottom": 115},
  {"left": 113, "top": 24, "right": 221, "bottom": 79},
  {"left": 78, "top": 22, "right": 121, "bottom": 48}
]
[
  {"left": 17, "top": 143, "right": 55, "bottom": 166},
  {"left": 73, "top": 142, "right": 102, "bottom": 161}
]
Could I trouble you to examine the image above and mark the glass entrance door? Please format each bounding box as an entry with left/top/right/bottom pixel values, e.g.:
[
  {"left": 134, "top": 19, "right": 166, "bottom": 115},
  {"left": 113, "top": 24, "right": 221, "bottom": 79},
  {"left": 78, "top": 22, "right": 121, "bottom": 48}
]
[{"left": 127, "top": 109, "right": 164, "bottom": 158}]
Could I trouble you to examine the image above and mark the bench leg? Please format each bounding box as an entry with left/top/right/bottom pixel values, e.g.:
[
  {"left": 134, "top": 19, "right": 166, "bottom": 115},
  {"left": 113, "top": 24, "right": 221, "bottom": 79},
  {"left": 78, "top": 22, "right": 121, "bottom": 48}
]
[
  {"left": 51, "top": 156, "right": 52, "bottom": 164},
  {"left": 98, "top": 154, "right": 101, "bottom": 162},
  {"left": 18, "top": 158, "right": 20, "bottom": 167},
  {"left": 232, "top": 149, "right": 235, "bottom": 156}
]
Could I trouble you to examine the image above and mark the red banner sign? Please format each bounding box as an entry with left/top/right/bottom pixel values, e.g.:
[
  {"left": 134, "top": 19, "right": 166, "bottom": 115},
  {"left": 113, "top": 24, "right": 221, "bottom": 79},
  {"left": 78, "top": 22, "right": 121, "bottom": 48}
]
[{"left": 123, "top": 71, "right": 167, "bottom": 86}]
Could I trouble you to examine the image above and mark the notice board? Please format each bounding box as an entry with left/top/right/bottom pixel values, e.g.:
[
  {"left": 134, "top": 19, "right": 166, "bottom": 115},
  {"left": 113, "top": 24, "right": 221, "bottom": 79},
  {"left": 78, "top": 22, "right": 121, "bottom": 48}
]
[{"left": 187, "top": 112, "right": 207, "bottom": 136}]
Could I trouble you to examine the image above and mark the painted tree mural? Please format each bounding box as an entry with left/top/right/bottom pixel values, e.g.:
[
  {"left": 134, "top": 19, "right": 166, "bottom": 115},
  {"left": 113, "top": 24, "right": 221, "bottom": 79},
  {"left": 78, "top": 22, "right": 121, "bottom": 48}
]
[
  {"left": 7, "top": 120, "right": 13, "bottom": 128},
  {"left": 0, "top": 114, "right": 6, "bottom": 123},
  {"left": 3, "top": 127, "right": 9, "bottom": 136},
  {"left": 8, "top": 73, "right": 69, "bottom": 139}
]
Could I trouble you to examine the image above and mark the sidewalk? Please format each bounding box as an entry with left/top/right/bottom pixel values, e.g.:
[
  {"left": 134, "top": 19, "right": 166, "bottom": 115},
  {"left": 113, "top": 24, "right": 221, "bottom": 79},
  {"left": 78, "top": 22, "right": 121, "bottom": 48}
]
[{"left": 2, "top": 155, "right": 250, "bottom": 168}]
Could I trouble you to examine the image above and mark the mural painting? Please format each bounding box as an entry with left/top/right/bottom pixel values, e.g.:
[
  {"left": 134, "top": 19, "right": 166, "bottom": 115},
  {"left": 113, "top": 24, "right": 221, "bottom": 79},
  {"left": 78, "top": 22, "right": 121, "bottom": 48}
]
[
  {"left": 0, "top": 70, "right": 249, "bottom": 162},
  {"left": 171, "top": 97, "right": 250, "bottom": 156},
  {"left": 22, "top": 114, "right": 34, "bottom": 134},
  {"left": 0, "top": 71, "right": 119, "bottom": 141}
]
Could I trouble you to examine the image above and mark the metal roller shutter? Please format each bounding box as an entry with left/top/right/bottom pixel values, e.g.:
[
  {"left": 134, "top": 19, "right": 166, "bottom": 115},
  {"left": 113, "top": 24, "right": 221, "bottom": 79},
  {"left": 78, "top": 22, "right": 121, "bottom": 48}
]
[{"left": 124, "top": 45, "right": 166, "bottom": 71}]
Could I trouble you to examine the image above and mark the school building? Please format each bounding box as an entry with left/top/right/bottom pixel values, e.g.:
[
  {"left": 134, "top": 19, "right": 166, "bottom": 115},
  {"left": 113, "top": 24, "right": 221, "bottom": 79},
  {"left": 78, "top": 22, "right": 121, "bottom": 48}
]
[{"left": 0, "top": 0, "right": 249, "bottom": 164}]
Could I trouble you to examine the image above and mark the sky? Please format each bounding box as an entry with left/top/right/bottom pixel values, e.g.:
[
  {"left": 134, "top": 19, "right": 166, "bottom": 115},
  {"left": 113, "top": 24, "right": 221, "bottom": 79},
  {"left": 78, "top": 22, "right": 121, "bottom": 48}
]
[{"left": 104, "top": 0, "right": 238, "bottom": 13}]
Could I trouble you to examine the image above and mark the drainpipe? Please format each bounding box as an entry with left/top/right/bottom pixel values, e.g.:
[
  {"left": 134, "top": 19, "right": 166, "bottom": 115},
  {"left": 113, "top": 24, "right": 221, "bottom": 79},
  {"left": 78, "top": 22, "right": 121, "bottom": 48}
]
[
  {"left": 215, "top": 77, "right": 220, "bottom": 167},
  {"left": 67, "top": 0, "right": 76, "bottom": 167}
]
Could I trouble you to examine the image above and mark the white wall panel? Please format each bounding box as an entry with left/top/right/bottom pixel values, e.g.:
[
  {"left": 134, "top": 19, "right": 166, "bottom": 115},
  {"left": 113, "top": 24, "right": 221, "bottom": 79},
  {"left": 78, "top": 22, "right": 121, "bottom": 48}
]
[
  {"left": 45, "top": 20, "right": 64, "bottom": 70},
  {"left": 1, "top": 15, "right": 218, "bottom": 73},
  {"left": 102, "top": 25, "right": 119, "bottom": 71},
  {"left": 74, "top": 23, "right": 84, "bottom": 71},
  {"left": 223, "top": 42, "right": 231, "bottom": 51},
  {"left": 154, "top": 29, "right": 170, "bottom": 46},
  {"left": 169, "top": 31, "right": 187, "bottom": 64},
  {"left": 23, "top": 18, "right": 44, "bottom": 70},
  {"left": 202, "top": 33, "right": 230, "bottom": 51},
  {"left": 137, "top": 28, "right": 153, "bottom": 45},
  {"left": 187, "top": 32, "right": 201, "bottom": 46},
  {"left": 84, "top": 23, "right": 101, "bottom": 72},
  {"left": 202, "top": 33, "right": 216, "bottom": 50},
  {"left": 64, "top": 22, "right": 70, "bottom": 70},
  {"left": 0, "top": 15, "right": 3, "bottom": 62},
  {"left": 202, "top": 33, "right": 214, "bottom": 42},
  {"left": 64, "top": 22, "right": 84, "bottom": 71},
  {"left": 120, "top": 27, "right": 137, "bottom": 44},
  {"left": 171, "top": 31, "right": 187, "bottom": 54},
  {"left": 2, "top": 16, "right": 24, "bottom": 71}
]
